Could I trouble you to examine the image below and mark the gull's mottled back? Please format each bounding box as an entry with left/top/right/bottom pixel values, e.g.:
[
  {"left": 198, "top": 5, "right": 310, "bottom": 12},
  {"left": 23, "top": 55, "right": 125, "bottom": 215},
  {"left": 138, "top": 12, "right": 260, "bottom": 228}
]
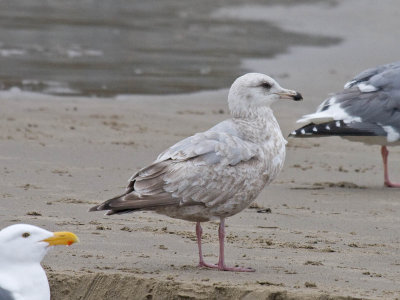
[{"left": 91, "top": 73, "right": 302, "bottom": 271}]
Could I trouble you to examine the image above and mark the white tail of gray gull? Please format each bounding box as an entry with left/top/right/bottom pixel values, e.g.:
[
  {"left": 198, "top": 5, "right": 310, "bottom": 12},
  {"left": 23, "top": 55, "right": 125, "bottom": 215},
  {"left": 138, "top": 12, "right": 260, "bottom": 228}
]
[
  {"left": 0, "top": 224, "right": 79, "bottom": 300},
  {"left": 90, "top": 73, "right": 303, "bottom": 272},
  {"left": 290, "top": 61, "right": 400, "bottom": 187}
]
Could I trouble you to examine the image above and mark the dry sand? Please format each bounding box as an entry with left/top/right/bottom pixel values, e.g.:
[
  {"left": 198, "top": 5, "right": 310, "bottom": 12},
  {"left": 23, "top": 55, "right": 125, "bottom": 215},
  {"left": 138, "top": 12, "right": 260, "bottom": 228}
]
[{"left": 1, "top": 0, "right": 400, "bottom": 299}]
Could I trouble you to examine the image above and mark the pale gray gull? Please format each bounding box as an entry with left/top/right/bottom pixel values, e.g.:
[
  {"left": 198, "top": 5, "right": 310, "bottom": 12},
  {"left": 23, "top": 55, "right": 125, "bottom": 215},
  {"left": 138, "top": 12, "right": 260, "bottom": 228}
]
[
  {"left": 0, "top": 224, "right": 79, "bottom": 300},
  {"left": 291, "top": 61, "right": 400, "bottom": 187},
  {"left": 90, "top": 73, "right": 303, "bottom": 272}
]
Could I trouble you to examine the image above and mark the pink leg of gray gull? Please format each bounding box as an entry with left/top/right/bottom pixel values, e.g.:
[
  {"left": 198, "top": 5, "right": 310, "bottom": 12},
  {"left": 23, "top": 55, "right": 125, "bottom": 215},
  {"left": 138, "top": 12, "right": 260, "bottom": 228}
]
[
  {"left": 381, "top": 146, "right": 400, "bottom": 188},
  {"left": 196, "top": 219, "right": 255, "bottom": 272}
]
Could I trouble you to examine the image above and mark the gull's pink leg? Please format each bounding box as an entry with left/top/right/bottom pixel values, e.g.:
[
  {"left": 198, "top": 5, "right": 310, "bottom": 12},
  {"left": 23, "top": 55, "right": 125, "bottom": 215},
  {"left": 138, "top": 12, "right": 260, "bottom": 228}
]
[
  {"left": 196, "top": 220, "right": 255, "bottom": 272},
  {"left": 381, "top": 146, "right": 400, "bottom": 187},
  {"left": 216, "top": 218, "right": 255, "bottom": 272},
  {"left": 196, "top": 222, "right": 218, "bottom": 269}
]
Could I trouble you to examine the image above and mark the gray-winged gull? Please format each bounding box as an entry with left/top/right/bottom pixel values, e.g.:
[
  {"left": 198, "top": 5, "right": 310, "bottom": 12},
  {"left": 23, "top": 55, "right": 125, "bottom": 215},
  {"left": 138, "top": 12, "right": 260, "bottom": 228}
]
[
  {"left": 90, "top": 73, "right": 302, "bottom": 272},
  {"left": 0, "top": 224, "right": 79, "bottom": 300},
  {"left": 291, "top": 61, "right": 400, "bottom": 187}
]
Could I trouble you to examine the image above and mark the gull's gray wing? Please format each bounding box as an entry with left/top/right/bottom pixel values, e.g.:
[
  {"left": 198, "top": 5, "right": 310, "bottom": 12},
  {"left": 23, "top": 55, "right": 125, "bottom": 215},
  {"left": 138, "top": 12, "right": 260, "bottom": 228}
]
[
  {"left": 0, "top": 286, "right": 14, "bottom": 300},
  {"left": 90, "top": 120, "right": 261, "bottom": 214},
  {"left": 344, "top": 61, "right": 400, "bottom": 89},
  {"left": 294, "top": 62, "right": 400, "bottom": 143}
]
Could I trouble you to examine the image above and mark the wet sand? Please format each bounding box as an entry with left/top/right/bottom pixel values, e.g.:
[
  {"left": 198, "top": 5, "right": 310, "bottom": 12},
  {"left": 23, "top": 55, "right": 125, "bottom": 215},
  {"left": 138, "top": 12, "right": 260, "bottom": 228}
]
[
  {"left": 0, "top": 0, "right": 337, "bottom": 96},
  {"left": 1, "top": 0, "right": 400, "bottom": 299}
]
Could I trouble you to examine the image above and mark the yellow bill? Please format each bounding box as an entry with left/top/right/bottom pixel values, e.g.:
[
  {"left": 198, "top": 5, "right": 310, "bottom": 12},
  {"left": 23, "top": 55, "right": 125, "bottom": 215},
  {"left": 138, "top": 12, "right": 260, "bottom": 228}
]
[{"left": 42, "top": 231, "right": 79, "bottom": 246}]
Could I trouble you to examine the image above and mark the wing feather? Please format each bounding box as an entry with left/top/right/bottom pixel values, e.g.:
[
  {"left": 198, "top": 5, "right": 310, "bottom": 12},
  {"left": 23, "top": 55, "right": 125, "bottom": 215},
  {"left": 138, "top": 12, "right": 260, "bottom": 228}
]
[
  {"left": 298, "top": 62, "right": 400, "bottom": 136},
  {"left": 91, "top": 124, "right": 261, "bottom": 214}
]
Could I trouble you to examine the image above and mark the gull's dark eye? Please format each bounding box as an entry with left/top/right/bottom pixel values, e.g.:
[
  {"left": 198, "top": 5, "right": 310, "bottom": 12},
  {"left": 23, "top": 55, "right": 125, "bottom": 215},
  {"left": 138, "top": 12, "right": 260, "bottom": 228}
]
[
  {"left": 260, "top": 82, "right": 272, "bottom": 89},
  {"left": 22, "top": 232, "right": 30, "bottom": 238}
]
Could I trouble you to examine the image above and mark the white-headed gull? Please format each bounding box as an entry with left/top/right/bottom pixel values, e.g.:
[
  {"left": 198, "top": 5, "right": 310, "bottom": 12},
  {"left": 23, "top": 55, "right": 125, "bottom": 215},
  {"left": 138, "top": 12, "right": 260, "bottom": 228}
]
[{"left": 0, "top": 224, "right": 79, "bottom": 300}]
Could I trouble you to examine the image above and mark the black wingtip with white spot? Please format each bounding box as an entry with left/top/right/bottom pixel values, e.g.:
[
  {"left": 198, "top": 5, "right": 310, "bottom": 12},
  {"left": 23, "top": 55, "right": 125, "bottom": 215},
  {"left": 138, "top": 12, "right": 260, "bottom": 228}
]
[{"left": 289, "top": 120, "right": 384, "bottom": 138}]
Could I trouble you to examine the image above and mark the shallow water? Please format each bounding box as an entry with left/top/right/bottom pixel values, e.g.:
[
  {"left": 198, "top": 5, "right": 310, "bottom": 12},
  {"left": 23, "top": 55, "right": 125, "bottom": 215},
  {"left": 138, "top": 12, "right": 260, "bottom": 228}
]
[{"left": 0, "top": 0, "right": 339, "bottom": 96}]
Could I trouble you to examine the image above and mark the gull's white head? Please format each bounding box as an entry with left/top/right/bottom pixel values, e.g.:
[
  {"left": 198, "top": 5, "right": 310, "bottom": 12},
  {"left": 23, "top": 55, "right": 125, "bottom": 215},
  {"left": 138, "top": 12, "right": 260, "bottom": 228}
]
[
  {"left": 0, "top": 224, "right": 79, "bottom": 263},
  {"left": 0, "top": 224, "right": 79, "bottom": 300},
  {"left": 228, "top": 73, "right": 302, "bottom": 118}
]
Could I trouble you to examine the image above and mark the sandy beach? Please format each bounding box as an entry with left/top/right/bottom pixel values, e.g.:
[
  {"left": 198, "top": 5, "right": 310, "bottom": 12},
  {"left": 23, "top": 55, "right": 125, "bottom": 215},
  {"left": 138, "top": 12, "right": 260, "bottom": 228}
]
[{"left": 1, "top": 0, "right": 400, "bottom": 299}]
